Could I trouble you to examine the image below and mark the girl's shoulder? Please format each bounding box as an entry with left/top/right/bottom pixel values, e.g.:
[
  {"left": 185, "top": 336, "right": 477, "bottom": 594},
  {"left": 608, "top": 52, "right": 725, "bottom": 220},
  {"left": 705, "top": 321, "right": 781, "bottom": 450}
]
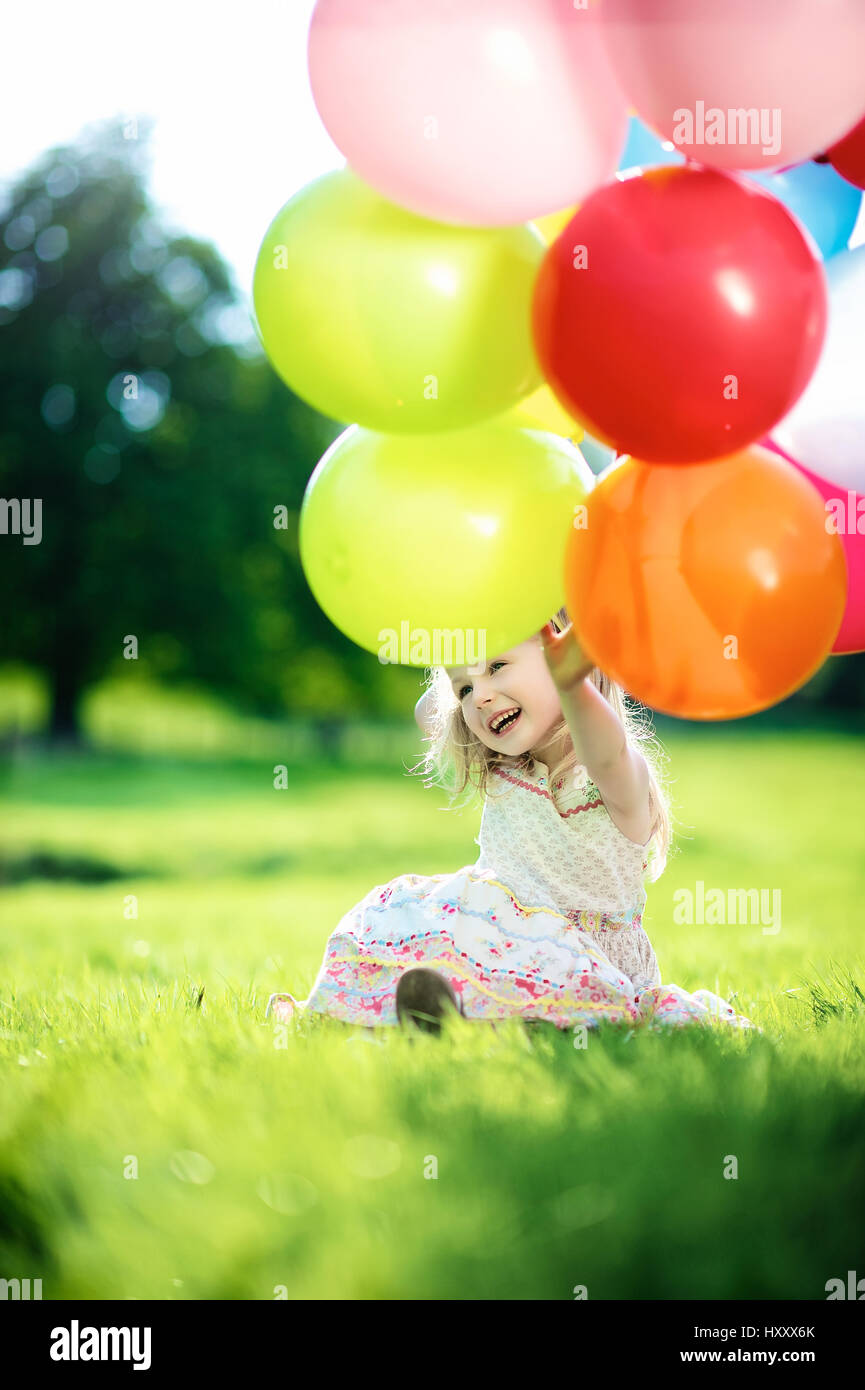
[
  {"left": 551, "top": 765, "right": 603, "bottom": 813},
  {"left": 486, "top": 758, "right": 599, "bottom": 808}
]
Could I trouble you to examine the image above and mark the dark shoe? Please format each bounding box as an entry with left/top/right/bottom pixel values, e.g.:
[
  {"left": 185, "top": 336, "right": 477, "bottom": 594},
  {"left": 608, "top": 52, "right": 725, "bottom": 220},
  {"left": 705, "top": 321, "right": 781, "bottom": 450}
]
[{"left": 396, "top": 968, "right": 462, "bottom": 1034}]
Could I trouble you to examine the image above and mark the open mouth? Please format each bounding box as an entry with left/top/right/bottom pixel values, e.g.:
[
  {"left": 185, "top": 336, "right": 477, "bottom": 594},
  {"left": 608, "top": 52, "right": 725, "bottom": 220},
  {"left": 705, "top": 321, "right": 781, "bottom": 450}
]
[{"left": 488, "top": 708, "right": 522, "bottom": 737}]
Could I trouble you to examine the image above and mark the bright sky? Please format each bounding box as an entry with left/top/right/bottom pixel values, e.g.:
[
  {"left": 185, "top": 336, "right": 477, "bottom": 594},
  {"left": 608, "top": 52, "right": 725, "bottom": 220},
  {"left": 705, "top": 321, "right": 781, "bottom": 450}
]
[
  {"left": 0, "top": 0, "right": 341, "bottom": 301},
  {"left": 1, "top": 0, "right": 862, "bottom": 306}
]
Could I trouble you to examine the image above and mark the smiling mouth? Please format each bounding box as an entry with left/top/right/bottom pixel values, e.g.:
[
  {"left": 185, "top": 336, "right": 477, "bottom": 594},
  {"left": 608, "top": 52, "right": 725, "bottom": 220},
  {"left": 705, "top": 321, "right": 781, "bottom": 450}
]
[{"left": 488, "top": 709, "right": 522, "bottom": 737}]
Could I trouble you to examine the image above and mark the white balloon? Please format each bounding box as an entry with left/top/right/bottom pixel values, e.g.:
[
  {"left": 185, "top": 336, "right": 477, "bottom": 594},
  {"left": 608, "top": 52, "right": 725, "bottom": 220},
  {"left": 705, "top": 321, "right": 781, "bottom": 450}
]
[{"left": 773, "top": 246, "right": 865, "bottom": 493}]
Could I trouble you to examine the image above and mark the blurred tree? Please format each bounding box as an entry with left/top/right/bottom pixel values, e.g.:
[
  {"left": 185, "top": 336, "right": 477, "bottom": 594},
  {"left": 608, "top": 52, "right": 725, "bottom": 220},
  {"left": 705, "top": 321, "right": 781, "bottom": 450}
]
[{"left": 0, "top": 120, "right": 422, "bottom": 744}]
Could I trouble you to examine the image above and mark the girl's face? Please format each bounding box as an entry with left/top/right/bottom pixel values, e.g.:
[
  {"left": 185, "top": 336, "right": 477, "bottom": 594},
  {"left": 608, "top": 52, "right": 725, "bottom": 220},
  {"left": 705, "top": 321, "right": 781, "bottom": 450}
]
[{"left": 447, "top": 636, "right": 564, "bottom": 757}]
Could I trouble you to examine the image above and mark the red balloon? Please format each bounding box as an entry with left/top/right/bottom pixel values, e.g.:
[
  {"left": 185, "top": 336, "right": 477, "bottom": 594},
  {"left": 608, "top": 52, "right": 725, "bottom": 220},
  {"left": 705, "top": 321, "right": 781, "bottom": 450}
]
[
  {"left": 532, "top": 166, "right": 827, "bottom": 463},
  {"left": 826, "top": 113, "right": 865, "bottom": 191}
]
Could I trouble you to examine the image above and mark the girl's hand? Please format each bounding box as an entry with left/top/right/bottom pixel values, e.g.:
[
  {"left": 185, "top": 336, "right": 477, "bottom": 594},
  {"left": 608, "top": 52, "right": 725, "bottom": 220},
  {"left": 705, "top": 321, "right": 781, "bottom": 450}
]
[{"left": 539, "top": 621, "right": 596, "bottom": 694}]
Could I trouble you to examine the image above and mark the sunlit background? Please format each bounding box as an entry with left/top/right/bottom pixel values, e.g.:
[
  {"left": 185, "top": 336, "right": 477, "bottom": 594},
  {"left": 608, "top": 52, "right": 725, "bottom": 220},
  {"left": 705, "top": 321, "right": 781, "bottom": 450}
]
[
  {"left": 2, "top": 0, "right": 863, "bottom": 301},
  {"left": 0, "top": 0, "right": 344, "bottom": 294},
  {"left": 0, "top": 1, "right": 863, "bottom": 1305},
  {"left": 1, "top": 0, "right": 863, "bottom": 750}
]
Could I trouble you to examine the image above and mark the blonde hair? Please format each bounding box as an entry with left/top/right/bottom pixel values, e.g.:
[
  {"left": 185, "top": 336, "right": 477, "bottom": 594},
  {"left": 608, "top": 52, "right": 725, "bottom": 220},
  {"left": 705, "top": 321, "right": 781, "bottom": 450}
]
[{"left": 409, "top": 604, "right": 673, "bottom": 881}]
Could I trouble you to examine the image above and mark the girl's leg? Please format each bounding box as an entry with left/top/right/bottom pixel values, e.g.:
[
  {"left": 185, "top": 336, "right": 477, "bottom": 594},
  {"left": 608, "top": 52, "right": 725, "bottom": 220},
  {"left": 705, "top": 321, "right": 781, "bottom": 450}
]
[
  {"left": 265, "top": 993, "right": 299, "bottom": 1024},
  {"left": 266, "top": 992, "right": 389, "bottom": 1040}
]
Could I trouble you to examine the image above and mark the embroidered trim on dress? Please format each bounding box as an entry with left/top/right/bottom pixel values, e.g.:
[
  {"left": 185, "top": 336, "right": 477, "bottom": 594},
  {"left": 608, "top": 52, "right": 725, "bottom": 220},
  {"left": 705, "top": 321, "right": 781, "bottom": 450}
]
[
  {"left": 560, "top": 799, "right": 604, "bottom": 818},
  {"left": 491, "top": 765, "right": 652, "bottom": 848},
  {"left": 492, "top": 766, "right": 602, "bottom": 816},
  {"left": 464, "top": 870, "right": 644, "bottom": 931},
  {"left": 315, "top": 927, "right": 637, "bottom": 1014},
  {"left": 374, "top": 871, "right": 644, "bottom": 935}
]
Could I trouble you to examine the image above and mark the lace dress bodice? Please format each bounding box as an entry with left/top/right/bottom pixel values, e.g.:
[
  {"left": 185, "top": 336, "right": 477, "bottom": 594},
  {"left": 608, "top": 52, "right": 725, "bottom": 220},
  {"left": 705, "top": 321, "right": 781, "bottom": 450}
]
[{"left": 471, "top": 756, "right": 661, "bottom": 990}]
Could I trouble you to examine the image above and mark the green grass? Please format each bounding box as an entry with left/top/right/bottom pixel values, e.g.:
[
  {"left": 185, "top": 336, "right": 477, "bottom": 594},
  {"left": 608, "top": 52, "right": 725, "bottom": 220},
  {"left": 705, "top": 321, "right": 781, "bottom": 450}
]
[{"left": 1, "top": 718, "right": 864, "bottom": 1300}]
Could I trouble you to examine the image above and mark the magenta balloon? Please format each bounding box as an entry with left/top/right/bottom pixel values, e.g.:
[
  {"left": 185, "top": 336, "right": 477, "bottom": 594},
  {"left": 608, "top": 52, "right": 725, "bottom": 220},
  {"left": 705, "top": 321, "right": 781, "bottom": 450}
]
[
  {"left": 599, "top": 0, "right": 865, "bottom": 172},
  {"left": 764, "top": 438, "right": 865, "bottom": 654},
  {"left": 308, "top": 0, "right": 629, "bottom": 226}
]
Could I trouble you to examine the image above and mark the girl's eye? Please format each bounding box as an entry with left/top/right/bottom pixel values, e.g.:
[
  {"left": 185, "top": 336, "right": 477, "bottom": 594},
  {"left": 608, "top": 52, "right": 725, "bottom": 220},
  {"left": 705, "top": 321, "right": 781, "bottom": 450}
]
[{"left": 459, "top": 661, "right": 505, "bottom": 699}]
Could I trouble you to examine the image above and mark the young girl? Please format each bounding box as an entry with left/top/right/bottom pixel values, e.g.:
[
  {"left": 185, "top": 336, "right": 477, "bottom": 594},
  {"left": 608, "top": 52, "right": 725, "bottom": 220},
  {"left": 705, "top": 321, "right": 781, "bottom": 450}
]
[{"left": 266, "top": 607, "right": 758, "bottom": 1035}]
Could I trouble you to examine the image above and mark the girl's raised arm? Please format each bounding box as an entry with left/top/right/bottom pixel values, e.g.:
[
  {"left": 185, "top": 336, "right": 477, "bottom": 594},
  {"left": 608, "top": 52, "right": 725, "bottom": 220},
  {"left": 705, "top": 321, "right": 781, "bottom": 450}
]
[{"left": 539, "top": 623, "right": 653, "bottom": 845}]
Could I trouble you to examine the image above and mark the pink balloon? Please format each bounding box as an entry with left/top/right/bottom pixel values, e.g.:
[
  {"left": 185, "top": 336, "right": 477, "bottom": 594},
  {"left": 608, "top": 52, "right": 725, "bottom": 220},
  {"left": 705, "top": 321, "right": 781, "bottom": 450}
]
[
  {"left": 764, "top": 438, "right": 865, "bottom": 654},
  {"left": 307, "top": 0, "right": 629, "bottom": 226},
  {"left": 599, "top": 0, "right": 865, "bottom": 172}
]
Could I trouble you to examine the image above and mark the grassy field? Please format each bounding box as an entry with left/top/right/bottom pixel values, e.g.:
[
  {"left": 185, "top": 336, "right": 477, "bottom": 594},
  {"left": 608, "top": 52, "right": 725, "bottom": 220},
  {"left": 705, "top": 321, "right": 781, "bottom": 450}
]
[{"left": 1, "top": 701, "right": 864, "bottom": 1300}]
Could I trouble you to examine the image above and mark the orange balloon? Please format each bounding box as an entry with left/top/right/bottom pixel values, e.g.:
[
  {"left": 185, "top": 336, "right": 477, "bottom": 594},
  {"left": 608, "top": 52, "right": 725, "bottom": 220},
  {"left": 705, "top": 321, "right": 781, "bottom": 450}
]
[{"left": 565, "top": 446, "right": 847, "bottom": 719}]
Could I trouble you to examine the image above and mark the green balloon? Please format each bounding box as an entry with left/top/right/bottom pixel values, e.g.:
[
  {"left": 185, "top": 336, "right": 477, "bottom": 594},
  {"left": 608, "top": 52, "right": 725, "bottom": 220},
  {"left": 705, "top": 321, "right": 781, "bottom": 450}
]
[
  {"left": 253, "top": 169, "right": 545, "bottom": 433},
  {"left": 299, "top": 421, "right": 594, "bottom": 665}
]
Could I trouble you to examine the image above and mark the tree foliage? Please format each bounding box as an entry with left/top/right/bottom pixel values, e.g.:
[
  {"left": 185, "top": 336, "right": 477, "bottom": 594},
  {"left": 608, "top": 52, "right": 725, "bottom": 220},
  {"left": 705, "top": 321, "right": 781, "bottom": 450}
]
[{"left": 0, "top": 121, "right": 420, "bottom": 740}]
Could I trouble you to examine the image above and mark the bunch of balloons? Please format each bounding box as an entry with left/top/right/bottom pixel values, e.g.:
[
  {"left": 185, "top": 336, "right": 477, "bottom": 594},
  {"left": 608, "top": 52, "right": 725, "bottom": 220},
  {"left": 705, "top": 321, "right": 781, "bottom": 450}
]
[{"left": 252, "top": 0, "right": 865, "bottom": 720}]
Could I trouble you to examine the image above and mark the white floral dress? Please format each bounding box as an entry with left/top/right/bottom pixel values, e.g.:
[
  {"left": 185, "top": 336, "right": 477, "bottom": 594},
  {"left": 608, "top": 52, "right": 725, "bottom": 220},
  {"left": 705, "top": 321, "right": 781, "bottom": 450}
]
[{"left": 273, "top": 758, "right": 757, "bottom": 1033}]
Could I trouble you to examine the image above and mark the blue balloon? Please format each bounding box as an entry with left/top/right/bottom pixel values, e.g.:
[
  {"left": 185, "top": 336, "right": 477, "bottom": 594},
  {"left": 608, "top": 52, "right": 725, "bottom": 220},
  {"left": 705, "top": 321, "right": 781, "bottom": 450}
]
[
  {"left": 577, "top": 432, "right": 617, "bottom": 477},
  {"left": 741, "top": 162, "right": 861, "bottom": 260},
  {"left": 617, "top": 115, "right": 685, "bottom": 173},
  {"left": 617, "top": 119, "right": 861, "bottom": 260}
]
